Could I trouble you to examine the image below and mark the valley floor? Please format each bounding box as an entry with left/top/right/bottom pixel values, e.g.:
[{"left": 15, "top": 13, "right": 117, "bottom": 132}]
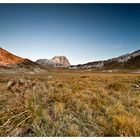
[{"left": 0, "top": 70, "right": 140, "bottom": 136}]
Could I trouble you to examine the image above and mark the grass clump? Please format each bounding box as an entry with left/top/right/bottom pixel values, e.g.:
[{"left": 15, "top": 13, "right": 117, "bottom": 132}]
[{"left": 107, "top": 82, "right": 127, "bottom": 91}]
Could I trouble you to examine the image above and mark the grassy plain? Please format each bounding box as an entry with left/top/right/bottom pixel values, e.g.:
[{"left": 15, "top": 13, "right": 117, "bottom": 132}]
[{"left": 0, "top": 70, "right": 140, "bottom": 136}]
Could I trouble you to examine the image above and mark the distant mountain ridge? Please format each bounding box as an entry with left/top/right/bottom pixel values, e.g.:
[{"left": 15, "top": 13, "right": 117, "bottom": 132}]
[
  {"left": 36, "top": 56, "right": 70, "bottom": 68},
  {"left": 1, "top": 47, "right": 139, "bottom": 72},
  {"left": 70, "top": 49, "right": 140, "bottom": 70},
  {"left": 35, "top": 59, "right": 55, "bottom": 68}
]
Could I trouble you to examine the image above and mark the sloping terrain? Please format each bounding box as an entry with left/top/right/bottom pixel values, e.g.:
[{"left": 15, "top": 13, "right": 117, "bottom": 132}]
[
  {"left": 0, "top": 47, "right": 24, "bottom": 65},
  {"left": 0, "top": 48, "right": 44, "bottom": 73},
  {"left": 70, "top": 49, "right": 140, "bottom": 70}
]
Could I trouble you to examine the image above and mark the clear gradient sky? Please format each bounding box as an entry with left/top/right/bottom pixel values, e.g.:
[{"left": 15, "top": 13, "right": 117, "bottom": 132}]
[{"left": 0, "top": 4, "right": 140, "bottom": 65}]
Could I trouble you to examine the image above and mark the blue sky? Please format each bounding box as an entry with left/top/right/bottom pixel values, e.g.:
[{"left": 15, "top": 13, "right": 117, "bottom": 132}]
[{"left": 0, "top": 4, "right": 140, "bottom": 65}]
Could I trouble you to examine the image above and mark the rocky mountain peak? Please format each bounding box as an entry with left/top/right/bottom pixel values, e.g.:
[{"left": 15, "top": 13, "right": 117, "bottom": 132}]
[{"left": 51, "top": 56, "right": 70, "bottom": 67}]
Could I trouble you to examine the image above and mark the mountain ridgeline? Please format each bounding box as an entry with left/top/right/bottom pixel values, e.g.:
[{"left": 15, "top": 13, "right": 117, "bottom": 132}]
[
  {"left": 70, "top": 49, "right": 140, "bottom": 70},
  {"left": 0, "top": 47, "right": 140, "bottom": 72},
  {"left": 0, "top": 47, "right": 71, "bottom": 73}
]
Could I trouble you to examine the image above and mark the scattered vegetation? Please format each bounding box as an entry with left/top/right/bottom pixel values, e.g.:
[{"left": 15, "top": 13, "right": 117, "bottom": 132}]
[{"left": 0, "top": 70, "right": 140, "bottom": 136}]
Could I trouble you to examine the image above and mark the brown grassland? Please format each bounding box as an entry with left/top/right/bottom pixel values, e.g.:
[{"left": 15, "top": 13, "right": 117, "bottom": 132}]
[{"left": 0, "top": 70, "right": 140, "bottom": 136}]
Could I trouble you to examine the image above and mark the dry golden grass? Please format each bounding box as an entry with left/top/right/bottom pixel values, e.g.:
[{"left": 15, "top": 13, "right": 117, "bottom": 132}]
[{"left": 0, "top": 70, "right": 140, "bottom": 136}]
